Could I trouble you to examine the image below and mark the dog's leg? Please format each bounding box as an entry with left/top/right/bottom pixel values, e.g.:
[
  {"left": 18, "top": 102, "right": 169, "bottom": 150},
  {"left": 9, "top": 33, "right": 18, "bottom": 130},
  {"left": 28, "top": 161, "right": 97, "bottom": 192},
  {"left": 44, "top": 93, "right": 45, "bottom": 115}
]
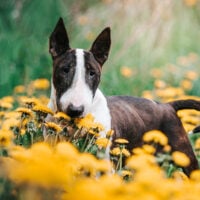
[{"left": 161, "top": 116, "right": 199, "bottom": 176}]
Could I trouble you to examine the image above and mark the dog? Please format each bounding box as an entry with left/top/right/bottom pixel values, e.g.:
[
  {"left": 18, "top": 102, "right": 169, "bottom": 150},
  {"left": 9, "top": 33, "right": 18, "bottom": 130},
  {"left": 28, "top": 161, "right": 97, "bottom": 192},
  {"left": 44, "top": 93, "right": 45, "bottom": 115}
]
[{"left": 48, "top": 18, "right": 200, "bottom": 176}]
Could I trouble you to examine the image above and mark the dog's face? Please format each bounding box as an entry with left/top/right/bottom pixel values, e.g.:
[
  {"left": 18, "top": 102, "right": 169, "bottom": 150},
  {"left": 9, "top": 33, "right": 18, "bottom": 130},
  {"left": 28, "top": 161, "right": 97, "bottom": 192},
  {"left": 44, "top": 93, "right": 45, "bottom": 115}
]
[{"left": 49, "top": 18, "right": 111, "bottom": 118}]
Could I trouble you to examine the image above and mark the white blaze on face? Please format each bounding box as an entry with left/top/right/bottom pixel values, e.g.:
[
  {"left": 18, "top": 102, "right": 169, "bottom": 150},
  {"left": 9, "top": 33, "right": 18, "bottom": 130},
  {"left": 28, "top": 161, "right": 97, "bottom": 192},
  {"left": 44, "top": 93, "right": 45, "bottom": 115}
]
[{"left": 59, "top": 49, "right": 93, "bottom": 116}]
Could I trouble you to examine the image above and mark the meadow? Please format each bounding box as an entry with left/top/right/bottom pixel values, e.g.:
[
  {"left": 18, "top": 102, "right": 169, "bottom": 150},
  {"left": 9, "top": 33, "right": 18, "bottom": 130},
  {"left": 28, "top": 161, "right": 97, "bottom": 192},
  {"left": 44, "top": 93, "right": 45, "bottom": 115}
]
[{"left": 0, "top": 0, "right": 200, "bottom": 199}]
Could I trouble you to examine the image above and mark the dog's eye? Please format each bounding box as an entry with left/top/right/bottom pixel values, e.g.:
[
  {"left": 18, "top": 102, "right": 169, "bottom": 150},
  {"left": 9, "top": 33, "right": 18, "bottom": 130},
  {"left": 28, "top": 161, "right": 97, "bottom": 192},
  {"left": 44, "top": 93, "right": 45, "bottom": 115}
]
[
  {"left": 63, "top": 67, "right": 70, "bottom": 74},
  {"left": 89, "top": 70, "right": 96, "bottom": 78}
]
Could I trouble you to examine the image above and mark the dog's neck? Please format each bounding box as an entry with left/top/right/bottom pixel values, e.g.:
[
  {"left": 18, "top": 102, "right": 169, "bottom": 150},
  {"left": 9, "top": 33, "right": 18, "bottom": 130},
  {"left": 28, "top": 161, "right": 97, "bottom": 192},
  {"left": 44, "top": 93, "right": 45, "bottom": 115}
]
[{"left": 48, "top": 84, "right": 111, "bottom": 137}]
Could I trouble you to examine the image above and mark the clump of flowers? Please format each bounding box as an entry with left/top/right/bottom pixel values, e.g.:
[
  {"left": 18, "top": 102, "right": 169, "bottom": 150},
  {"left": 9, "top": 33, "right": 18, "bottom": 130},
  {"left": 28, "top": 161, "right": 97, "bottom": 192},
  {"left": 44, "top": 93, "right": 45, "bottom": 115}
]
[{"left": 0, "top": 62, "right": 200, "bottom": 200}]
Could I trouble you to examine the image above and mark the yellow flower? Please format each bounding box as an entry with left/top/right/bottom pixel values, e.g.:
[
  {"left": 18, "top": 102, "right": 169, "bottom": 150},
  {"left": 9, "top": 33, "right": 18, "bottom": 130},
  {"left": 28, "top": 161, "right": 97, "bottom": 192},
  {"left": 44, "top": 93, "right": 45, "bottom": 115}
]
[
  {"left": 32, "top": 78, "right": 50, "bottom": 90},
  {"left": 190, "top": 170, "right": 200, "bottom": 181},
  {"left": 0, "top": 100, "right": 13, "bottom": 110},
  {"left": 114, "top": 138, "right": 129, "bottom": 144},
  {"left": 126, "top": 153, "right": 156, "bottom": 170},
  {"left": 75, "top": 113, "right": 104, "bottom": 132},
  {"left": 0, "top": 129, "right": 13, "bottom": 147},
  {"left": 1, "top": 96, "right": 14, "bottom": 104},
  {"left": 14, "top": 85, "right": 25, "bottom": 93},
  {"left": 132, "top": 147, "right": 145, "bottom": 155},
  {"left": 32, "top": 104, "right": 54, "bottom": 115},
  {"left": 195, "top": 138, "right": 200, "bottom": 149},
  {"left": 185, "top": 70, "right": 198, "bottom": 80},
  {"left": 54, "top": 112, "right": 71, "bottom": 121},
  {"left": 184, "top": 0, "right": 197, "bottom": 6},
  {"left": 121, "top": 170, "right": 133, "bottom": 178},
  {"left": 106, "top": 129, "right": 114, "bottom": 138},
  {"left": 2, "top": 118, "right": 20, "bottom": 130},
  {"left": 120, "top": 66, "right": 134, "bottom": 78},
  {"left": 150, "top": 68, "right": 163, "bottom": 78},
  {"left": 142, "top": 144, "right": 156, "bottom": 154},
  {"left": 7, "top": 143, "right": 77, "bottom": 188},
  {"left": 180, "top": 79, "right": 193, "bottom": 91},
  {"left": 154, "top": 79, "right": 166, "bottom": 89},
  {"left": 110, "top": 147, "right": 121, "bottom": 156},
  {"left": 0, "top": 111, "right": 5, "bottom": 118},
  {"left": 95, "top": 138, "right": 111, "bottom": 149},
  {"left": 16, "top": 107, "right": 33, "bottom": 117},
  {"left": 20, "top": 97, "right": 40, "bottom": 107},
  {"left": 77, "top": 15, "right": 89, "bottom": 26},
  {"left": 155, "top": 87, "right": 184, "bottom": 100},
  {"left": 4, "top": 111, "right": 20, "bottom": 119},
  {"left": 163, "top": 145, "right": 171, "bottom": 153},
  {"left": 110, "top": 147, "right": 130, "bottom": 157},
  {"left": 172, "top": 151, "right": 190, "bottom": 167},
  {"left": 172, "top": 171, "right": 189, "bottom": 181},
  {"left": 45, "top": 122, "right": 62, "bottom": 133},
  {"left": 143, "top": 130, "right": 168, "bottom": 146},
  {"left": 142, "top": 90, "right": 154, "bottom": 100}
]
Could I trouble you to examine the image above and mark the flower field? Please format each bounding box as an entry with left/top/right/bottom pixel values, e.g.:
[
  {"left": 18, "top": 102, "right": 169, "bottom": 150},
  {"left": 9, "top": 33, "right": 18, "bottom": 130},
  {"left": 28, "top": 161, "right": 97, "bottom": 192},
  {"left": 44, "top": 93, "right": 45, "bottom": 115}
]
[{"left": 0, "top": 52, "right": 200, "bottom": 200}]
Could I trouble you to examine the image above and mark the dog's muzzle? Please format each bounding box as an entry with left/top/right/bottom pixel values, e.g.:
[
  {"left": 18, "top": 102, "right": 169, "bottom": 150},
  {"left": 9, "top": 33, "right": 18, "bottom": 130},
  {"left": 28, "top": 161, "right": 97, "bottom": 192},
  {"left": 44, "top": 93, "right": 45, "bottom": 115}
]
[{"left": 66, "top": 103, "right": 84, "bottom": 118}]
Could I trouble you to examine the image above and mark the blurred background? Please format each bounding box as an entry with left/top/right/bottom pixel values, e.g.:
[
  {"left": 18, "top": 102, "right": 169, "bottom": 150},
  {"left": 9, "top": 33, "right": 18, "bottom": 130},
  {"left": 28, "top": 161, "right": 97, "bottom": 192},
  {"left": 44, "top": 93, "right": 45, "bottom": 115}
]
[{"left": 0, "top": 0, "right": 200, "bottom": 98}]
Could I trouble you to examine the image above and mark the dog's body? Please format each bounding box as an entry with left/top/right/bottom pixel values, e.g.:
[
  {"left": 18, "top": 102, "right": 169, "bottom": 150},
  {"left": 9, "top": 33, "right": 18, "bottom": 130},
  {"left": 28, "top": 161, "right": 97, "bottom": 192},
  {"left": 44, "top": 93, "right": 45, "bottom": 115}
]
[{"left": 48, "top": 18, "right": 199, "bottom": 175}]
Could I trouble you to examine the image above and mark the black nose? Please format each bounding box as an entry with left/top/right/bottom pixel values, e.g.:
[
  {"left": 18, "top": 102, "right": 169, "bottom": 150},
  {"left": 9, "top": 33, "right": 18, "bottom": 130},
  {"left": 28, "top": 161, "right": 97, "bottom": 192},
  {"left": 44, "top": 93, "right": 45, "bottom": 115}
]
[{"left": 66, "top": 103, "right": 84, "bottom": 118}]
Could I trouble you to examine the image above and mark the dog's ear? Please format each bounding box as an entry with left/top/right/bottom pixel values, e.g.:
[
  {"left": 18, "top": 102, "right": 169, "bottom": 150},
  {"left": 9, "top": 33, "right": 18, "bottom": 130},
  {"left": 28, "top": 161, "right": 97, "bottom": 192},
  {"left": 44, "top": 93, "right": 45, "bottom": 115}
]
[
  {"left": 90, "top": 27, "right": 111, "bottom": 66},
  {"left": 49, "top": 18, "right": 70, "bottom": 58}
]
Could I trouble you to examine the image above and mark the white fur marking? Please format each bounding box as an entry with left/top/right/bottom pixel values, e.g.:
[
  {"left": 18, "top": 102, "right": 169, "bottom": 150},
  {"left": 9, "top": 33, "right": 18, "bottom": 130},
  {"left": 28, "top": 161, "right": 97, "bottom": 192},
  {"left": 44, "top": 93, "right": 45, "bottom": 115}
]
[{"left": 60, "top": 49, "right": 93, "bottom": 116}]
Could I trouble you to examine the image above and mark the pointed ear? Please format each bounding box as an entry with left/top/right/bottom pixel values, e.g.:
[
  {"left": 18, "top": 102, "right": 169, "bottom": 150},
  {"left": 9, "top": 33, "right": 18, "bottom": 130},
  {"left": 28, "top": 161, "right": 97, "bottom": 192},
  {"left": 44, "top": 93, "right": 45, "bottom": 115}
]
[
  {"left": 90, "top": 27, "right": 111, "bottom": 66},
  {"left": 49, "top": 18, "right": 70, "bottom": 58}
]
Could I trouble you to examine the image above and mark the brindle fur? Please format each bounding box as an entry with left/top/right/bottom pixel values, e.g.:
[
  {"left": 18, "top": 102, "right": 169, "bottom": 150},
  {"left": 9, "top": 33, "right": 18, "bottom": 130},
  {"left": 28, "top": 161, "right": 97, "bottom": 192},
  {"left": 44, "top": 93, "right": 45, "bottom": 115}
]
[{"left": 49, "top": 18, "right": 200, "bottom": 176}]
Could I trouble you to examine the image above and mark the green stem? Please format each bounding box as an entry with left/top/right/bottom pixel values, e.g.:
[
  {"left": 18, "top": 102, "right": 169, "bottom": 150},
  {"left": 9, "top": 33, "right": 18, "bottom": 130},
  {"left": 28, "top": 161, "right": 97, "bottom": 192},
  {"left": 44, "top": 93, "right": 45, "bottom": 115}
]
[
  {"left": 119, "top": 149, "right": 123, "bottom": 171},
  {"left": 80, "top": 132, "right": 89, "bottom": 152},
  {"left": 84, "top": 134, "right": 96, "bottom": 153}
]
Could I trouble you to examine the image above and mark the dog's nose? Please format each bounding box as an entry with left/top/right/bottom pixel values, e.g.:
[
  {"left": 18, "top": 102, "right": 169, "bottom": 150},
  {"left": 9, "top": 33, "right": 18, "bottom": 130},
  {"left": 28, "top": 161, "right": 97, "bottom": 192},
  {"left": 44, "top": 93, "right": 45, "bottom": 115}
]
[{"left": 66, "top": 103, "right": 84, "bottom": 118}]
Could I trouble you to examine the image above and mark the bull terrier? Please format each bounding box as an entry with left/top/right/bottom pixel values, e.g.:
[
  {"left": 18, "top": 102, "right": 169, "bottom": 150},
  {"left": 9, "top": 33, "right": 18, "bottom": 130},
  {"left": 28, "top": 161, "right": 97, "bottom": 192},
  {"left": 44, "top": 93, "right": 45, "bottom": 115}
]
[{"left": 48, "top": 18, "right": 200, "bottom": 175}]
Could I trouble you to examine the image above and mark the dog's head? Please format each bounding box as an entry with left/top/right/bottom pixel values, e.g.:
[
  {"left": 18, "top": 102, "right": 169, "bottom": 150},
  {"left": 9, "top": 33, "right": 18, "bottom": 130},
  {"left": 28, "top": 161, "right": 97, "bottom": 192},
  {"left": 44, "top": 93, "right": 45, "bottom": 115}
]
[{"left": 49, "top": 18, "right": 111, "bottom": 118}]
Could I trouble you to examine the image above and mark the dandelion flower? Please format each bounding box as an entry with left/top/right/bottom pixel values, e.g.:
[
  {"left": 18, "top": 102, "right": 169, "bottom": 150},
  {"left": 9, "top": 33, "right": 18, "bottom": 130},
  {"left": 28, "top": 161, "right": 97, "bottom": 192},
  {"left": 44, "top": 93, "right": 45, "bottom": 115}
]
[
  {"left": 45, "top": 122, "right": 62, "bottom": 133},
  {"left": 142, "top": 144, "right": 156, "bottom": 154},
  {"left": 172, "top": 151, "right": 190, "bottom": 167},
  {"left": 120, "top": 66, "right": 134, "bottom": 78},
  {"left": 114, "top": 138, "right": 129, "bottom": 144},
  {"left": 32, "top": 78, "right": 50, "bottom": 90},
  {"left": 195, "top": 138, "right": 200, "bottom": 149},
  {"left": 143, "top": 130, "right": 168, "bottom": 146},
  {"left": 185, "top": 70, "right": 198, "bottom": 80},
  {"left": 75, "top": 113, "right": 104, "bottom": 132},
  {"left": 172, "top": 171, "right": 189, "bottom": 181},
  {"left": 20, "top": 97, "right": 40, "bottom": 108},
  {"left": 0, "top": 111, "right": 5, "bottom": 118},
  {"left": 184, "top": 0, "right": 197, "bottom": 7},
  {"left": 1, "top": 96, "right": 14, "bottom": 104},
  {"left": 190, "top": 170, "right": 200, "bottom": 181},
  {"left": 32, "top": 105, "right": 54, "bottom": 115},
  {"left": 2, "top": 118, "right": 20, "bottom": 130},
  {"left": 106, "top": 129, "right": 114, "bottom": 138},
  {"left": 121, "top": 170, "right": 133, "bottom": 178},
  {"left": 54, "top": 112, "right": 71, "bottom": 121},
  {"left": 16, "top": 107, "right": 33, "bottom": 117},
  {"left": 154, "top": 79, "right": 166, "bottom": 89},
  {"left": 14, "top": 85, "right": 25, "bottom": 93},
  {"left": 180, "top": 80, "right": 193, "bottom": 91},
  {"left": 110, "top": 147, "right": 130, "bottom": 157},
  {"left": 0, "top": 100, "right": 13, "bottom": 110},
  {"left": 110, "top": 147, "right": 120, "bottom": 156},
  {"left": 0, "top": 129, "right": 13, "bottom": 147},
  {"left": 95, "top": 138, "right": 111, "bottom": 149}
]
